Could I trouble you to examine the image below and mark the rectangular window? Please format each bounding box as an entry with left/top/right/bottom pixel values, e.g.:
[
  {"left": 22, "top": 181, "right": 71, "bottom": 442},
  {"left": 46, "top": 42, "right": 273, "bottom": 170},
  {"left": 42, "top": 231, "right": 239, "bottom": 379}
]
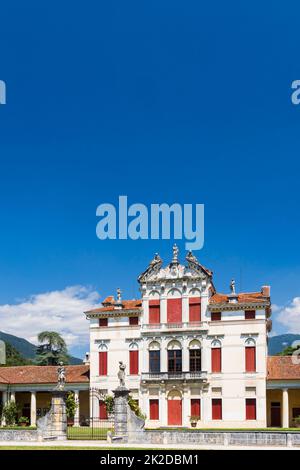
[
  {"left": 129, "top": 350, "right": 139, "bottom": 375},
  {"left": 191, "top": 399, "right": 201, "bottom": 419},
  {"left": 245, "top": 310, "right": 256, "bottom": 320},
  {"left": 99, "top": 318, "right": 108, "bottom": 327},
  {"left": 189, "top": 349, "right": 201, "bottom": 372},
  {"left": 99, "top": 400, "right": 108, "bottom": 420},
  {"left": 149, "top": 399, "right": 159, "bottom": 420},
  {"left": 149, "top": 300, "right": 160, "bottom": 324},
  {"left": 245, "top": 346, "right": 256, "bottom": 372},
  {"left": 189, "top": 297, "right": 201, "bottom": 322},
  {"left": 149, "top": 350, "right": 160, "bottom": 373},
  {"left": 246, "top": 398, "right": 256, "bottom": 420},
  {"left": 167, "top": 298, "right": 182, "bottom": 323},
  {"left": 168, "top": 350, "right": 182, "bottom": 372},
  {"left": 99, "top": 351, "right": 107, "bottom": 376},
  {"left": 129, "top": 316, "right": 139, "bottom": 325},
  {"left": 211, "top": 348, "right": 222, "bottom": 373},
  {"left": 212, "top": 399, "right": 222, "bottom": 420},
  {"left": 211, "top": 311, "right": 221, "bottom": 321}
]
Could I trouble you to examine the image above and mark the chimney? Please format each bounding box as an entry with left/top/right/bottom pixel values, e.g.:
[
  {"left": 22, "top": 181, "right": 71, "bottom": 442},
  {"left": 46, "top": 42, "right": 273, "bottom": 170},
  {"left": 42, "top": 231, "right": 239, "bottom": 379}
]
[{"left": 261, "top": 285, "right": 270, "bottom": 297}]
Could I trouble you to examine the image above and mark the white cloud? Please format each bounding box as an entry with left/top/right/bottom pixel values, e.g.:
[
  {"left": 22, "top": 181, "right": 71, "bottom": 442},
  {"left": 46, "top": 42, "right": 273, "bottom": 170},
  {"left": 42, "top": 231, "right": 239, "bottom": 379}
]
[
  {"left": 276, "top": 297, "right": 300, "bottom": 333},
  {"left": 0, "top": 285, "right": 100, "bottom": 350}
]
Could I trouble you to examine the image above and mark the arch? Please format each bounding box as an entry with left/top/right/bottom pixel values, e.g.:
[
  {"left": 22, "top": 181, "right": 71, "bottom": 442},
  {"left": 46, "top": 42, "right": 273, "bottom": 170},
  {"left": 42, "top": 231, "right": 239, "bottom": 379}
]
[
  {"left": 149, "top": 290, "right": 160, "bottom": 299},
  {"left": 167, "top": 389, "right": 182, "bottom": 400},
  {"left": 167, "top": 339, "right": 182, "bottom": 350},
  {"left": 189, "top": 339, "right": 201, "bottom": 350},
  {"left": 211, "top": 339, "right": 221, "bottom": 348},
  {"left": 167, "top": 288, "right": 181, "bottom": 298},
  {"left": 245, "top": 337, "right": 256, "bottom": 346},
  {"left": 129, "top": 341, "right": 139, "bottom": 351},
  {"left": 148, "top": 340, "right": 160, "bottom": 351},
  {"left": 189, "top": 288, "right": 201, "bottom": 297}
]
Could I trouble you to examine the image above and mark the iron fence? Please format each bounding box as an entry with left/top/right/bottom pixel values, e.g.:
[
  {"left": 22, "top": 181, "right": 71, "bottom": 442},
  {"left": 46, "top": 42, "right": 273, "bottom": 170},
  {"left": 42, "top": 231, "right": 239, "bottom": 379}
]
[{"left": 67, "top": 416, "right": 114, "bottom": 440}]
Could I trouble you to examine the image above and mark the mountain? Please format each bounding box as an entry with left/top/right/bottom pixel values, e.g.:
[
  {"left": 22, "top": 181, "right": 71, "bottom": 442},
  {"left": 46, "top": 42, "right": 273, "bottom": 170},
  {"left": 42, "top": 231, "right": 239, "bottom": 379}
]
[
  {"left": 268, "top": 334, "right": 300, "bottom": 355},
  {"left": 3, "top": 342, "right": 32, "bottom": 366},
  {"left": 0, "top": 331, "right": 82, "bottom": 365}
]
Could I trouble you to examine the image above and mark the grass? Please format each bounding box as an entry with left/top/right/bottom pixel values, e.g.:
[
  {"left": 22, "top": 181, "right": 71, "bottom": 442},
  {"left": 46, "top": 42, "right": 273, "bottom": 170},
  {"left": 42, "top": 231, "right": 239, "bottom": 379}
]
[
  {"left": 67, "top": 426, "right": 112, "bottom": 440},
  {"left": 0, "top": 426, "right": 37, "bottom": 431}
]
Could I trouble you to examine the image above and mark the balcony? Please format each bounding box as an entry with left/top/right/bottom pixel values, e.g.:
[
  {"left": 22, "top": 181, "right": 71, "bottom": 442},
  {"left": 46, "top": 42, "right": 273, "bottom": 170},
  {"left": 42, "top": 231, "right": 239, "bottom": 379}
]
[
  {"left": 141, "top": 371, "right": 208, "bottom": 383},
  {"left": 141, "top": 321, "right": 209, "bottom": 333}
]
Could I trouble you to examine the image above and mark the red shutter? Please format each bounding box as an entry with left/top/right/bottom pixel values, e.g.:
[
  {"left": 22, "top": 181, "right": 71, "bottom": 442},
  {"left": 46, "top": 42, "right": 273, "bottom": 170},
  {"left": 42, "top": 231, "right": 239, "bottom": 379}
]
[
  {"left": 246, "top": 399, "right": 256, "bottom": 420},
  {"left": 149, "top": 300, "right": 160, "bottom": 324},
  {"left": 189, "top": 297, "right": 201, "bottom": 322},
  {"left": 167, "top": 298, "right": 182, "bottom": 323},
  {"left": 99, "top": 318, "right": 108, "bottom": 327},
  {"left": 129, "top": 316, "right": 139, "bottom": 325},
  {"left": 245, "top": 347, "right": 256, "bottom": 372},
  {"left": 211, "top": 348, "right": 222, "bottom": 373},
  {"left": 149, "top": 399, "right": 159, "bottom": 420},
  {"left": 211, "top": 312, "right": 221, "bottom": 321},
  {"left": 130, "top": 350, "right": 139, "bottom": 375},
  {"left": 245, "top": 310, "right": 256, "bottom": 320},
  {"left": 212, "top": 399, "right": 222, "bottom": 420},
  {"left": 99, "top": 351, "right": 107, "bottom": 376},
  {"left": 99, "top": 400, "right": 108, "bottom": 419},
  {"left": 191, "top": 399, "right": 201, "bottom": 418}
]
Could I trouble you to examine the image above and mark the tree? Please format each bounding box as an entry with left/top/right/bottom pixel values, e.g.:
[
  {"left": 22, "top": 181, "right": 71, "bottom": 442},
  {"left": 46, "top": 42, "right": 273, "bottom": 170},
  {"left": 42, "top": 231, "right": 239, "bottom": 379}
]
[
  {"left": 35, "top": 331, "right": 69, "bottom": 365},
  {"left": 2, "top": 401, "right": 19, "bottom": 426},
  {"left": 3, "top": 342, "right": 32, "bottom": 366},
  {"left": 277, "top": 345, "right": 299, "bottom": 356},
  {"left": 66, "top": 391, "right": 78, "bottom": 420}
]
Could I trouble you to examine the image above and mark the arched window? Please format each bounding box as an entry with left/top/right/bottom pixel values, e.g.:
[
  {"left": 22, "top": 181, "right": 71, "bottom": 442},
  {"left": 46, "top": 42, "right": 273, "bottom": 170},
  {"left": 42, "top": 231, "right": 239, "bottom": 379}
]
[
  {"left": 149, "top": 341, "right": 161, "bottom": 373},
  {"left": 167, "top": 289, "right": 182, "bottom": 324},
  {"left": 189, "top": 291, "right": 201, "bottom": 322},
  {"left": 98, "top": 343, "right": 108, "bottom": 376},
  {"left": 211, "top": 339, "right": 222, "bottom": 373},
  {"left": 189, "top": 339, "right": 201, "bottom": 372},
  {"left": 167, "top": 340, "right": 182, "bottom": 373},
  {"left": 149, "top": 291, "right": 160, "bottom": 324},
  {"left": 129, "top": 342, "right": 139, "bottom": 375},
  {"left": 245, "top": 338, "right": 256, "bottom": 372}
]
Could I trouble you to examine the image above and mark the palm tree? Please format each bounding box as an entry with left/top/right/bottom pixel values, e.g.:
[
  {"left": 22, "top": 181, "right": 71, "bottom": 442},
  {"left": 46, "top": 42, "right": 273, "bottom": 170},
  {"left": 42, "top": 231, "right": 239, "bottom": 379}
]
[{"left": 35, "top": 331, "right": 69, "bottom": 365}]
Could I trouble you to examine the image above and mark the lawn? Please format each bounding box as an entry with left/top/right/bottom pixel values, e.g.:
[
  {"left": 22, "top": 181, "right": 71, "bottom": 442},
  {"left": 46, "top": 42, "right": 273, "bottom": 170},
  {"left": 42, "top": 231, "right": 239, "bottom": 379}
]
[{"left": 67, "top": 426, "right": 112, "bottom": 440}]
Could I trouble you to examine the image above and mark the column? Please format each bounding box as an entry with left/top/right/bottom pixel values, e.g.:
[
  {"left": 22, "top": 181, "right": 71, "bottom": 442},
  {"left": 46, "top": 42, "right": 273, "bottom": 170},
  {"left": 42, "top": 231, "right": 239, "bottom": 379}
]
[
  {"left": 159, "top": 385, "right": 167, "bottom": 426},
  {"left": 10, "top": 391, "right": 16, "bottom": 402},
  {"left": 282, "top": 388, "right": 289, "bottom": 428},
  {"left": 201, "top": 336, "right": 209, "bottom": 373},
  {"left": 182, "top": 295, "right": 189, "bottom": 324},
  {"left": 30, "top": 391, "right": 37, "bottom": 427},
  {"left": 74, "top": 390, "right": 80, "bottom": 426},
  {"left": 142, "top": 297, "right": 149, "bottom": 325},
  {"left": 161, "top": 337, "right": 168, "bottom": 373},
  {"left": 160, "top": 295, "right": 167, "bottom": 324},
  {"left": 182, "top": 337, "right": 189, "bottom": 372},
  {"left": 1, "top": 391, "right": 7, "bottom": 426},
  {"left": 201, "top": 292, "right": 209, "bottom": 321},
  {"left": 182, "top": 386, "right": 190, "bottom": 427}
]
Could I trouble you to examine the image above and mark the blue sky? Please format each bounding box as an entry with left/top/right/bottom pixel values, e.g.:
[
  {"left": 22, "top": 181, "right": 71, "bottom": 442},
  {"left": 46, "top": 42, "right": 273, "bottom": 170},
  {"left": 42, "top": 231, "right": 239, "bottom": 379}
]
[{"left": 0, "top": 1, "right": 300, "bottom": 357}]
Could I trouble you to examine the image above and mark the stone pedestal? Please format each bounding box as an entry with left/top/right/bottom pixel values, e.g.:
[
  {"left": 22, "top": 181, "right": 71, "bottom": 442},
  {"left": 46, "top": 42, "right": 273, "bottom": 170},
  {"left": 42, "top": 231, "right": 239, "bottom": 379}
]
[
  {"left": 112, "top": 386, "right": 130, "bottom": 442},
  {"left": 37, "top": 391, "right": 67, "bottom": 441}
]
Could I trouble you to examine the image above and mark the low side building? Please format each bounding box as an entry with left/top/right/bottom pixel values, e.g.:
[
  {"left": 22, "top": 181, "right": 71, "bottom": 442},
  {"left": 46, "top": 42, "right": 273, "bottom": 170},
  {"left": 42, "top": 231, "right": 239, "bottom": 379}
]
[{"left": 0, "top": 365, "right": 89, "bottom": 426}]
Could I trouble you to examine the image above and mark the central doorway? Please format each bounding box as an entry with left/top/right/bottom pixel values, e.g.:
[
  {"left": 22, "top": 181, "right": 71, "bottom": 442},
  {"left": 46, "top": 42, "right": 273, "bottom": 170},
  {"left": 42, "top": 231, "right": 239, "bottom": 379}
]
[{"left": 167, "top": 390, "right": 182, "bottom": 426}]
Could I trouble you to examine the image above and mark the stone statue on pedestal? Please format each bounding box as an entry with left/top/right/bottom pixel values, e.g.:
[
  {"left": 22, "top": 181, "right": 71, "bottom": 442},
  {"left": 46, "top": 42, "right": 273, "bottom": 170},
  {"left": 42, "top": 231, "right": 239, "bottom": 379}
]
[
  {"left": 56, "top": 362, "right": 66, "bottom": 391},
  {"left": 117, "top": 361, "right": 126, "bottom": 387}
]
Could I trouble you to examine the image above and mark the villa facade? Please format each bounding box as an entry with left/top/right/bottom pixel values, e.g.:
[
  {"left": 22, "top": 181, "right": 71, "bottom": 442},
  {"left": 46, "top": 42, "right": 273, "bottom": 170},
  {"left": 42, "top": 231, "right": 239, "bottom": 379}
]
[{"left": 1, "top": 246, "right": 300, "bottom": 429}]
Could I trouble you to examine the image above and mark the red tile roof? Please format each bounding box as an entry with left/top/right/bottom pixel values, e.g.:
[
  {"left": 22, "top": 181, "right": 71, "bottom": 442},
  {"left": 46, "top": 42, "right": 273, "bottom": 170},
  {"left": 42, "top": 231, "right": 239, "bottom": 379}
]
[
  {"left": 86, "top": 298, "right": 142, "bottom": 314},
  {"left": 267, "top": 356, "right": 300, "bottom": 380},
  {"left": 0, "top": 365, "right": 89, "bottom": 385},
  {"left": 209, "top": 292, "right": 269, "bottom": 305}
]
